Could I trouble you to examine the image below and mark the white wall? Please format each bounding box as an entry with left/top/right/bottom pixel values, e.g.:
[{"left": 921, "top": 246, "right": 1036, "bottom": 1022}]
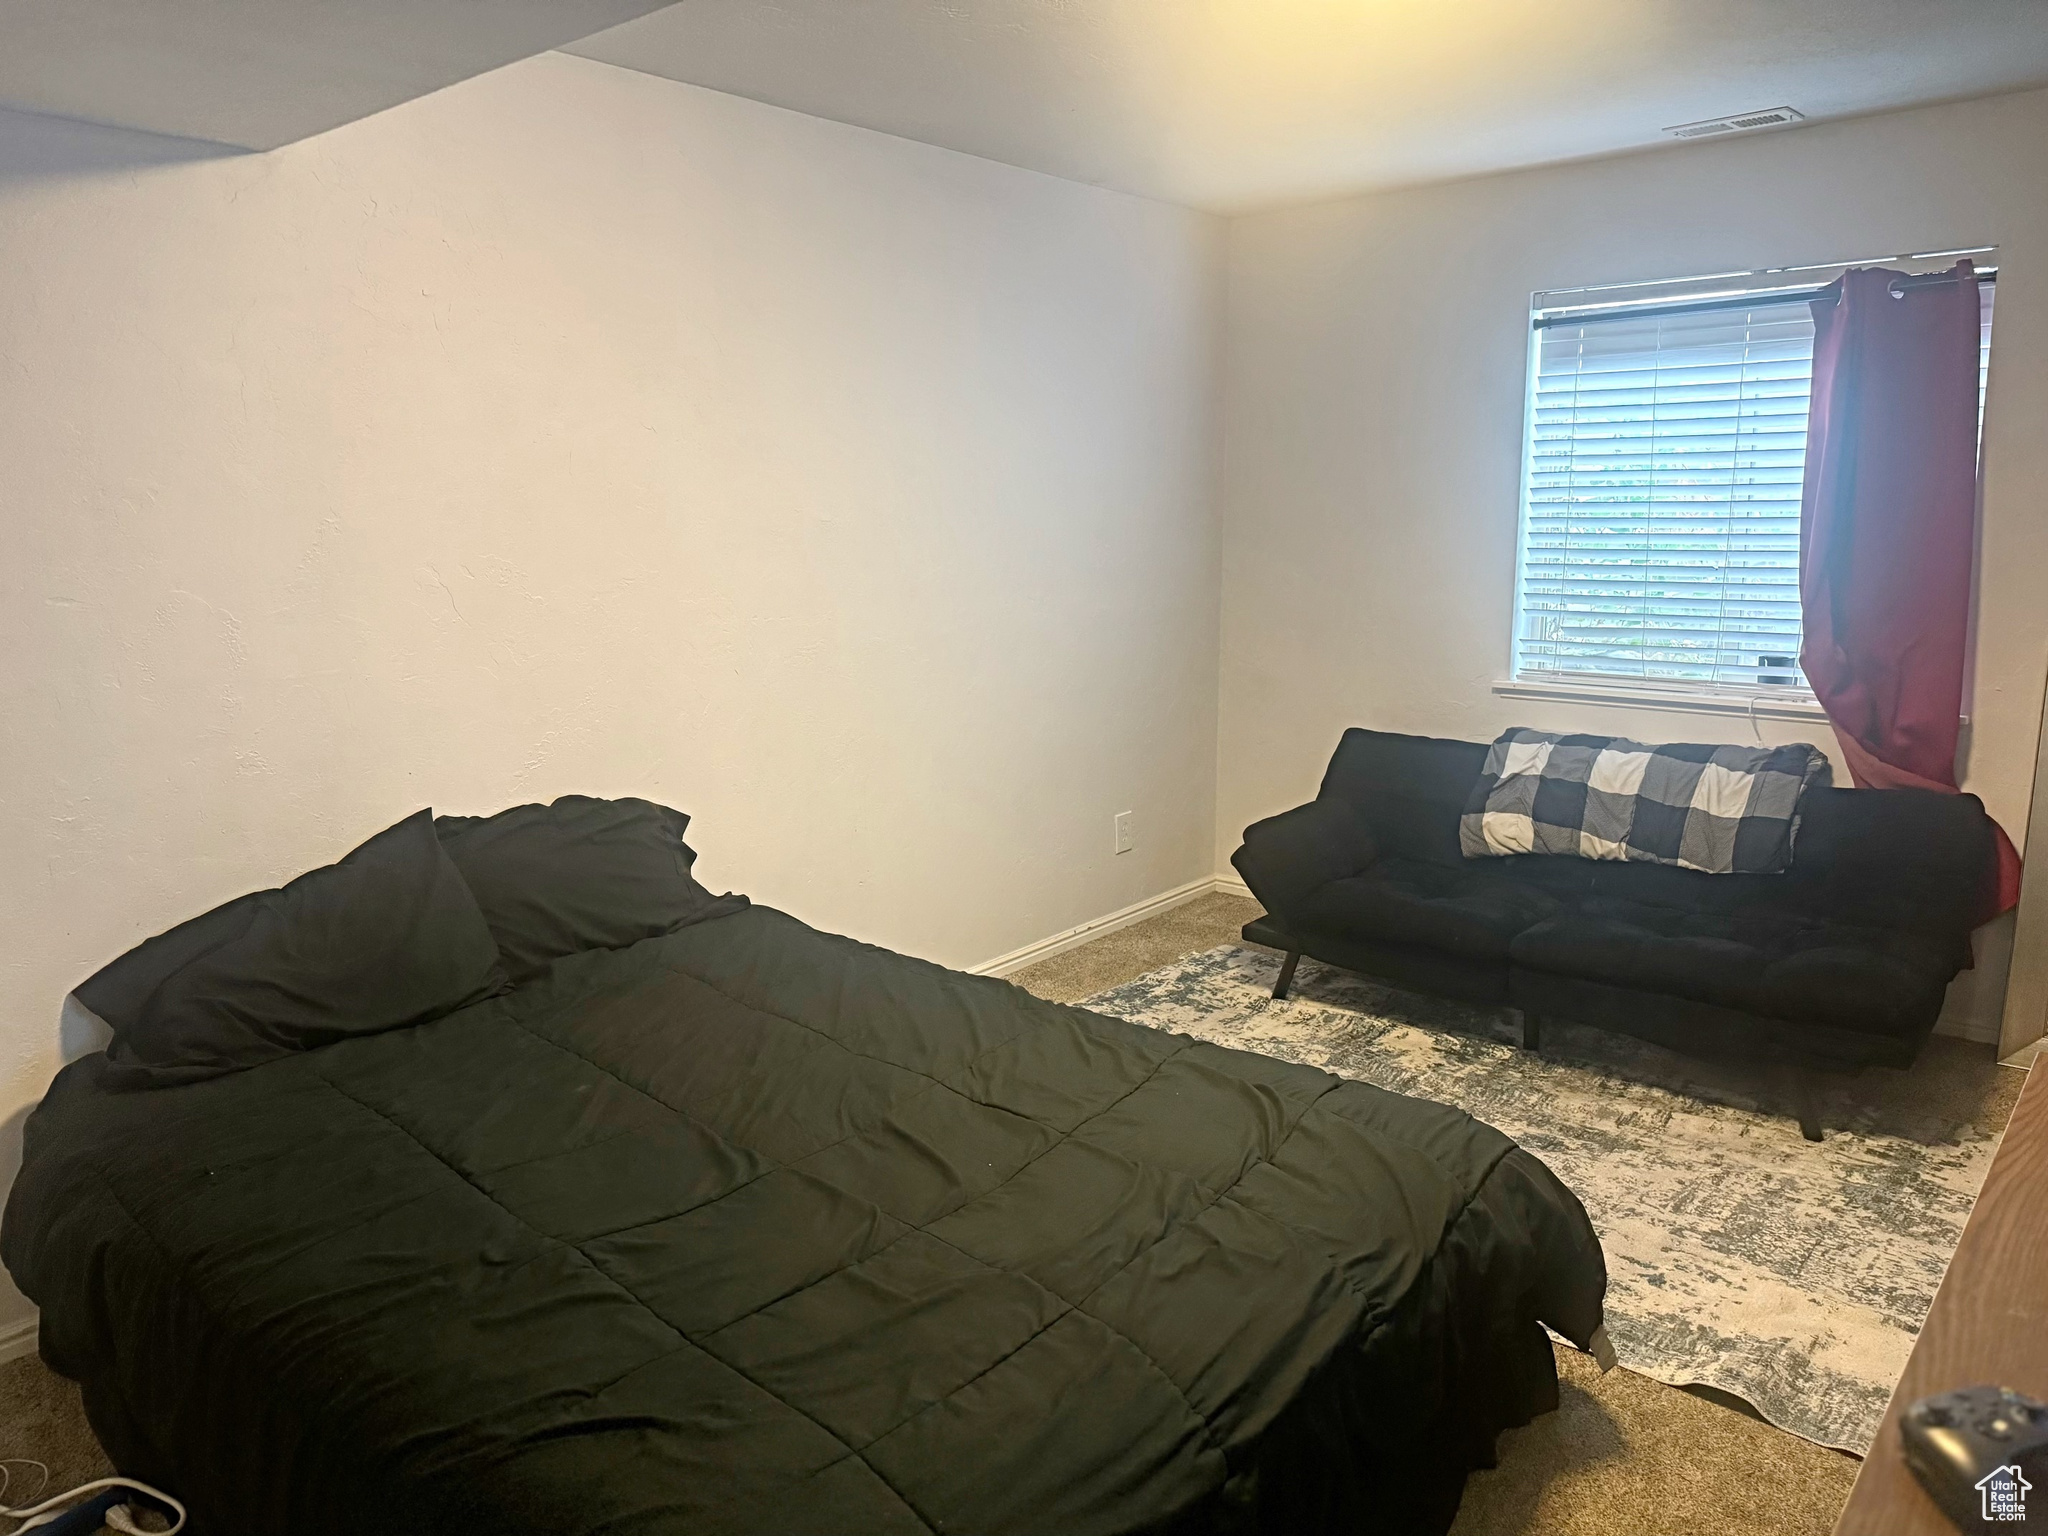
[
  {"left": 0, "top": 52, "right": 1223, "bottom": 1322},
  {"left": 1217, "top": 87, "right": 2048, "bottom": 1033}
]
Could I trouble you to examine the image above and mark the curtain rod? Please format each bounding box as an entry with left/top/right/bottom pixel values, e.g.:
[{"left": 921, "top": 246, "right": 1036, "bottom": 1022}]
[
  {"left": 1535, "top": 266, "right": 1999, "bottom": 329},
  {"left": 1534, "top": 267, "right": 1997, "bottom": 330},
  {"left": 1538, "top": 247, "right": 1996, "bottom": 300}
]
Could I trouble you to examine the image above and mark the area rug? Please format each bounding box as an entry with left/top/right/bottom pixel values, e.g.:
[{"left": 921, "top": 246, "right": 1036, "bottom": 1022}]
[{"left": 1082, "top": 945, "right": 2005, "bottom": 1454}]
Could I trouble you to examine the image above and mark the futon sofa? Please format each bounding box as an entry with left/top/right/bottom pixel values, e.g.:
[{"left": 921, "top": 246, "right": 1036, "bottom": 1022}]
[{"left": 1232, "top": 728, "right": 2001, "bottom": 1140}]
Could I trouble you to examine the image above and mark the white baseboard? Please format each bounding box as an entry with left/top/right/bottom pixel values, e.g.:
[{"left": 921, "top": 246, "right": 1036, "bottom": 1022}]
[
  {"left": 0, "top": 1314, "right": 38, "bottom": 1366},
  {"left": 970, "top": 876, "right": 1253, "bottom": 979},
  {"left": 1934, "top": 1015, "right": 2002, "bottom": 1045},
  {"left": 1211, "top": 875, "right": 1253, "bottom": 902},
  {"left": 2001, "top": 1036, "right": 2046, "bottom": 1070}
]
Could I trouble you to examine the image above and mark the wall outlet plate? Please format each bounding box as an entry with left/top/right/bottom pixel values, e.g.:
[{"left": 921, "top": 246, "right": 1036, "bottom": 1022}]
[{"left": 1114, "top": 811, "right": 1133, "bottom": 855}]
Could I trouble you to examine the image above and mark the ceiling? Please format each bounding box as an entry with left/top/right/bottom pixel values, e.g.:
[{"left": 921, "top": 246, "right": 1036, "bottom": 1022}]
[
  {"left": 2, "top": 1, "right": 2043, "bottom": 207},
  {"left": 0, "top": 0, "right": 682, "bottom": 150},
  {"left": 565, "top": 0, "right": 2048, "bottom": 211}
]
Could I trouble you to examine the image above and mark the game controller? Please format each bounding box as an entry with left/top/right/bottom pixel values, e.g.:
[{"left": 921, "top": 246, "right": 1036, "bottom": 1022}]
[{"left": 1900, "top": 1385, "right": 2048, "bottom": 1530}]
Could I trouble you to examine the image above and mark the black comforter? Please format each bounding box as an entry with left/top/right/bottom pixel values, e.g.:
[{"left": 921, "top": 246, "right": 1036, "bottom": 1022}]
[{"left": 6, "top": 906, "right": 1604, "bottom": 1535}]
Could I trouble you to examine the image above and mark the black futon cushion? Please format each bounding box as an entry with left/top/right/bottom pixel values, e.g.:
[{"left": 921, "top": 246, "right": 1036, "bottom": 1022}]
[
  {"left": 1509, "top": 899, "right": 1957, "bottom": 1039},
  {"left": 97, "top": 811, "right": 510, "bottom": 1088},
  {"left": 435, "top": 796, "right": 739, "bottom": 982},
  {"left": 1294, "top": 857, "right": 1563, "bottom": 963}
]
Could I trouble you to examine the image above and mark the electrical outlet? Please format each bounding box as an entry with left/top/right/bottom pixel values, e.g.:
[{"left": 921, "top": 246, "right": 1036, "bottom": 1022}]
[{"left": 1114, "top": 811, "right": 1134, "bottom": 855}]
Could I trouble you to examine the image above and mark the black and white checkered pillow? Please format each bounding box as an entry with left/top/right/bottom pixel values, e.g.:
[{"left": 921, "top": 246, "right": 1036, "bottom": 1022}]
[{"left": 1458, "top": 728, "right": 1832, "bottom": 874}]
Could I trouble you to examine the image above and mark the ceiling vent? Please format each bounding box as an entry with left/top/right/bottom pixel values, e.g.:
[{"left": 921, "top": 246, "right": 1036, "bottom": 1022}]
[{"left": 1663, "top": 107, "right": 1805, "bottom": 140}]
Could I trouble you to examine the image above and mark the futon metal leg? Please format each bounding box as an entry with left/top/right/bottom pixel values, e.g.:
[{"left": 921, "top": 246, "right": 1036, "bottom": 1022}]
[
  {"left": 1504, "top": 1007, "right": 1539, "bottom": 1050},
  {"left": 1789, "top": 1065, "right": 1824, "bottom": 1142},
  {"left": 1272, "top": 950, "right": 1302, "bottom": 1001}
]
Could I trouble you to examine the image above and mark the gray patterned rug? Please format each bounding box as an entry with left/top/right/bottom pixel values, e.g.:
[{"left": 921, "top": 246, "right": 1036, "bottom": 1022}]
[{"left": 1083, "top": 945, "right": 2006, "bottom": 1454}]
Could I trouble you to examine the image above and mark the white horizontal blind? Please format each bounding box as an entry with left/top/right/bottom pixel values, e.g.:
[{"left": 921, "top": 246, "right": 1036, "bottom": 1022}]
[{"left": 1512, "top": 280, "right": 1995, "bottom": 690}]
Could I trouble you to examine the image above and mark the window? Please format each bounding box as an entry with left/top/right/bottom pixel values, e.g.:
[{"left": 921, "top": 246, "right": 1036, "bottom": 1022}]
[{"left": 1511, "top": 261, "right": 1995, "bottom": 693}]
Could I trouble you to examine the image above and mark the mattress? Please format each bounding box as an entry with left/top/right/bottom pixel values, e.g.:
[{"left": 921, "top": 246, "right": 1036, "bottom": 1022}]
[{"left": 5, "top": 904, "right": 1605, "bottom": 1534}]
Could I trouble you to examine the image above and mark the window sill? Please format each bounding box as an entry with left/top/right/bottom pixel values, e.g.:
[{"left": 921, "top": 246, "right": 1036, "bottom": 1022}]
[{"left": 1492, "top": 675, "right": 1831, "bottom": 723}]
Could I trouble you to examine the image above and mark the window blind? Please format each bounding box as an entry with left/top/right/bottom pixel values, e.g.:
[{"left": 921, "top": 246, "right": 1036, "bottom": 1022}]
[{"left": 1512, "top": 280, "right": 1994, "bottom": 690}]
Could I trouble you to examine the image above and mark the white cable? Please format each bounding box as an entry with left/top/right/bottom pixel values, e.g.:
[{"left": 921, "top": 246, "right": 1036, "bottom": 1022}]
[
  {"left": 0, "top": 1475, "right": 186, "bottom": 1534},
  {"left": 105, "top": 1502, "right": 168, "bottom": 1536}
]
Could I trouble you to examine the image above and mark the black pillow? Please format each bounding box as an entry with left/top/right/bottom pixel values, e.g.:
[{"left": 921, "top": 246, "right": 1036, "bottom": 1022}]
[
  {"left": 90, "top": 811, "right": 510, "bottom": 1089},
  {"left": 74, "top": 889, "right": 268, "bottom": 1037},
  {"left": 434, "top": 796, "right": 743, "bottom": 983}
]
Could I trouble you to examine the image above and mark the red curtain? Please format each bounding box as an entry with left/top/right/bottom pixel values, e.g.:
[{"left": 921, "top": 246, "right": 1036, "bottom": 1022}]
[{"left": 1798, "top": 258, "right": 2020, "bottom": 914}]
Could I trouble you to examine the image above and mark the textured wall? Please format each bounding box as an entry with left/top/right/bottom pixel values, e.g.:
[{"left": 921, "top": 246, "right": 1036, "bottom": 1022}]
[{"left": 0, "top": 53, "right": 1224, "bottom": 1323}]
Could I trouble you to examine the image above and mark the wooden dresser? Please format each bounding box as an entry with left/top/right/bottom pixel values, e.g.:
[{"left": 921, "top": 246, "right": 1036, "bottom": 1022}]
[{"left": 1833, "top": 1055, "right": 2048, "bottom": 1533}]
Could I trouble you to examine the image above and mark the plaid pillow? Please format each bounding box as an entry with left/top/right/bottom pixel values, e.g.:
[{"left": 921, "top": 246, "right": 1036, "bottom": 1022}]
[{"left": 1459, "top": 728, "right": 1832, "bottom": 874}]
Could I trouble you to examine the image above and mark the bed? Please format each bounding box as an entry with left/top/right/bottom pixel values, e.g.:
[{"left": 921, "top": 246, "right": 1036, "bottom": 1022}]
[{"left": 4, "top": 800, "right": 1606, "bottom": 1536}]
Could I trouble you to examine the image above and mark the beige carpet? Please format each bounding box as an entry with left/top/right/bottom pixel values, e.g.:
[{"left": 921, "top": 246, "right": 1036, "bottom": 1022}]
[
  {"left": 0, "top": 888, "right": 2014, "bottom": 1535},
  {"left": 0, "top": 1348, "right": 115, "bottom": 1525}
]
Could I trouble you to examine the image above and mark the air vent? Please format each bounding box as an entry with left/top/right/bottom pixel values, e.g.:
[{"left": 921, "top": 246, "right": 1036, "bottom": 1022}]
[{"left": 1663, "top": 107, "right": 1805, "bottom": 140}]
